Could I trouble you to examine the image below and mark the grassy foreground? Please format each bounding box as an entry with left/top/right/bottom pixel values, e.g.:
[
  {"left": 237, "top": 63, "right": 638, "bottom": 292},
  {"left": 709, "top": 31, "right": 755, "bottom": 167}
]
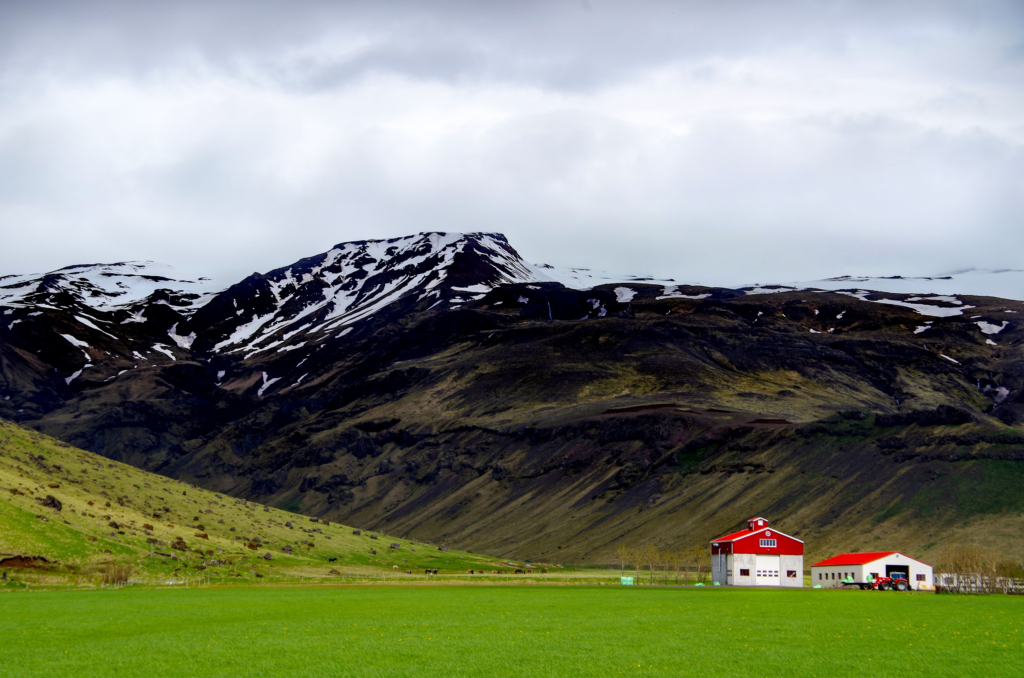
[{"left": 1, "top": 585, "right": 1021, "bottom": 677}]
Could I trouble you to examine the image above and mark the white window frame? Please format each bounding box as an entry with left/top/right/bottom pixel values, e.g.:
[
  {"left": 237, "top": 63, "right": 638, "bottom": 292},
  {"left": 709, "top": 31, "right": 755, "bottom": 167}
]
[{"left": 759, "top": 538, "right": 777, "bottom": 548}]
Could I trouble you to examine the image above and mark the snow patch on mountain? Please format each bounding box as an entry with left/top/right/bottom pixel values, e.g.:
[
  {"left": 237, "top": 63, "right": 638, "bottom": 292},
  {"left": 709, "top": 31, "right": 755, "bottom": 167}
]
[
  {"left": 151, "top": 344, "right": 176, "bottom": 361},
  {"left": 60, "top": 333, "right": 90, "bottom": 349},
  {"left": 167, "top": 323, "right": 197, "bottom": 349},
  {"left": 788, "top": 269, "right": 1024, "bottom": 301},
  {"left": 0, "top": 261, "right": 219, "bottom": 312},
  {"left": 836, "top": 291, "right": 973, "bottom": 317},
  {"left": 258, "top": 372, "right": 281, "bottom": 396},
  {"left": 657, "top": 285, "right": 709, "bottom": 300},
  {"left": 976, "top": 320, "right": 1009, "bottom": 335},
  {"left": 74, "top": 315, "right": 118, "bottom": 339},
  {"left": 530, "top": 263, "right": 675, "bottom": 290},
  {"left": 614, "top": 287, "right": 637, "bottom": 303}
]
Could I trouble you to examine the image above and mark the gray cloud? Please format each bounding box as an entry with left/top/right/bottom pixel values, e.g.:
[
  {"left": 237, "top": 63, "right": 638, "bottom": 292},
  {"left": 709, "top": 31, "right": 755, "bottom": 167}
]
[{"left": 0, "top": 0, "right": 1022, "bottom": 288}]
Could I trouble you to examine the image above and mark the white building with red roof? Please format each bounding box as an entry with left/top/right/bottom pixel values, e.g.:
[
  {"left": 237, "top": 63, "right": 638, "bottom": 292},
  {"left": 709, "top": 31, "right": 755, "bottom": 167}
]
[
  {"left": 811, "top": 552, "right": 933, "bottom": 590},
  {"left": 710, "top": 517, "right": 804, "bottom": 587}
]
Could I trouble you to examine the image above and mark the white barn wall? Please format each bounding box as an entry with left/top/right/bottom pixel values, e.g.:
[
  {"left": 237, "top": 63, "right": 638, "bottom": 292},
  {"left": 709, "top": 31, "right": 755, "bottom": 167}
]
[
  {"left": 780, "top": 555, "right": 804, "bottom": 587},
  {"left": 811, "top": 553, "right": 933, "bottom": 590},
  {"left": 732, "top": 553, "right": 756, "bottom": 586}
]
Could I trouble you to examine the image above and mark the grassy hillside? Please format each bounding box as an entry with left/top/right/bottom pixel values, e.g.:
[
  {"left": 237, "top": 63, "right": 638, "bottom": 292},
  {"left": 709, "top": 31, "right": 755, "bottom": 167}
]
[{"left": 0, "top": 419, "right": 522, "bottom": 585}]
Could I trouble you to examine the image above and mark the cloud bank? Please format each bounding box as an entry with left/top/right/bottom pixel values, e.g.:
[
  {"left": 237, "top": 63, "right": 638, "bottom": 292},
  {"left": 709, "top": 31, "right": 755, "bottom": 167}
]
[{"left": 0, "top": 0, "right": 1022, "bottom": 287}]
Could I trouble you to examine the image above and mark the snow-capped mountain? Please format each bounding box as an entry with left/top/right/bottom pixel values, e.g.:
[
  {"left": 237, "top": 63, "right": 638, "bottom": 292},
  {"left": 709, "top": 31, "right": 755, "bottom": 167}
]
[
  {"left": 3, "top": 230, "right": 1023, "bottom": 404},
  {"left": 737, "top": 269, "right": 1024, "bottom": 303},
  {"left": 181, "top": 232, "right": 544, "bottom": 356},
  {"left": 0, "top": 233, "right": 564, "bottom": 391},
  {"left": 0, "top": 261, "right": 216, "bottom": 314}
]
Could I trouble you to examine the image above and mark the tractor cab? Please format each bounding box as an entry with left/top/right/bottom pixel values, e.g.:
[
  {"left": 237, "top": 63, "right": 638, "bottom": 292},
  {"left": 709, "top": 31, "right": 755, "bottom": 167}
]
[{"left": 885, "top": 565, "right": 910, "bottom": 581}]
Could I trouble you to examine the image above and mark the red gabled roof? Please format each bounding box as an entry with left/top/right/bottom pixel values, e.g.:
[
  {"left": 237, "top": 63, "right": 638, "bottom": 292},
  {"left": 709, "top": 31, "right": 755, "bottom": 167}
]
[
  {"left": 811, "top": 551, "right": 933, "bottom": 568},
  {"left": 710, "top": 526, "right": 804, "bottom": 544},
  {"left": 712, "top": 527, "right": 759, "bottom": 543}
]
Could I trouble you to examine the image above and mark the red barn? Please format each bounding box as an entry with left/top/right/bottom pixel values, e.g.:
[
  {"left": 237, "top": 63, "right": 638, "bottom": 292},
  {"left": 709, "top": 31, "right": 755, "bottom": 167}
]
[{"left": 710, "top": 517, "right": 804, "bottom": 587}]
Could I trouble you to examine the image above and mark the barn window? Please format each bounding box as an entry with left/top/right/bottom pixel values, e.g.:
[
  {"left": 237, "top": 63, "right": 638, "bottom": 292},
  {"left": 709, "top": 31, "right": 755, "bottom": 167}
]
[
  {"left": 740, "top": 569, "right": 750, "bottom": 577},
  {"left": 916, "top": 574, "right": 925, "bottom": 582},
  {"left": 818, "top": 573, "right": 822, "bottom": 580},
  {"left": 787, "top": 571, "right": 796, "bottom": 578},
  {"left": 759, "top": 539, "right": 777, "bottom": 548}
]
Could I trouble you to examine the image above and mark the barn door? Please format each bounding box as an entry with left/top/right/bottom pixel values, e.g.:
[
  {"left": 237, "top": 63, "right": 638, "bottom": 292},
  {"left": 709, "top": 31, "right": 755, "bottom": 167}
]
[{"left": 755, "top": 556, "right": 780, "bottom": 586}]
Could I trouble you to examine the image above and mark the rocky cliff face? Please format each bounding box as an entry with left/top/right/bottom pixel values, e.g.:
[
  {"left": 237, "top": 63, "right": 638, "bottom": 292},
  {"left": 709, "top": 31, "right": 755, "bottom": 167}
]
[{"left": 2, "top": 232, "right": 1023, "bottom": 563}]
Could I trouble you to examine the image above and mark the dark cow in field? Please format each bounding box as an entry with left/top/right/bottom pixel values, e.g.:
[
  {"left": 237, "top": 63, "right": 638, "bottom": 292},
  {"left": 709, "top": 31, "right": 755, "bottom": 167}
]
[
  {"left": 326, "top": 557, "right": 337, "bottom": 563},
  {"left": 514, "top": 569, "right": 525, "bottom": 574},
  {"left": 424, "top": 568, "right": 438, "bottom": 575},
  {"left": 467, "top": 570, "right": 474, "bottom": 574}
]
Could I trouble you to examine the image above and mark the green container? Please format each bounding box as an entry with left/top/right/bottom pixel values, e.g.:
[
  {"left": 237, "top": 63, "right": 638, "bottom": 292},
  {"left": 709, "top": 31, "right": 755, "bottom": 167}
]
[{"left": 620, "top": 577, "right": 634, "bottom": 586}]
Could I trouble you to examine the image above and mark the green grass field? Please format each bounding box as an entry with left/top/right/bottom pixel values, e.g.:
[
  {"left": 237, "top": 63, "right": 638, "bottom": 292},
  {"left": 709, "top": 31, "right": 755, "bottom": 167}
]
[{"left": 1, "top": 585, "right": 1020, "bottom": 677}]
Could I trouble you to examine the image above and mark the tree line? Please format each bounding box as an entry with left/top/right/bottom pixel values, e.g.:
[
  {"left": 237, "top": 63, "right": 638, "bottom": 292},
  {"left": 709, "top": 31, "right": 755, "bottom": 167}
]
[
  {"left": 936, "top": 544, "right": 1024, "bottom": 595},
  {"left": 615, "top": 543, "right": 710, "bottom": 585}
]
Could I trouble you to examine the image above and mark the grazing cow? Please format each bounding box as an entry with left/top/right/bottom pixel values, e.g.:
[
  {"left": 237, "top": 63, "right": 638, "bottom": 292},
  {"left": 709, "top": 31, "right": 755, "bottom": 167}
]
[
  {"left": 514, "top": 569, "right": 525, "bottom": 574},
  {"left": 326, "top": 557, "right": 337, "bottom": 563},
  {"left": 405, "top": 570, "right": 412, "bottom": 574},
  {"left": 467, "top": 570, "right": 474, "bottom": 574},
  {"left": 393, "top": 565, "right": 399, "bottom": 570},
  {"left": 541, "top": 568, "right": 548, "bottom": 573}
]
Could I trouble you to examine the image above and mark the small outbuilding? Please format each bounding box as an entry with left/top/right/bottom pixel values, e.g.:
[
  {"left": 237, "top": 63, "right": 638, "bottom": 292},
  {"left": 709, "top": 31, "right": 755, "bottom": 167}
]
[
  {"left": 711, "top": 517, "right": 804, "bottom": 587},
  {"left": 811, "top": 551, "right": 933, "bottom": 590}
]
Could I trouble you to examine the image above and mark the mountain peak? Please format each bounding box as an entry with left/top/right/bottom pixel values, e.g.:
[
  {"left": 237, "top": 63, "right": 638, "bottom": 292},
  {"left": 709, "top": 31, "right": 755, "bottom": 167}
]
[{"left": 182, "top": 230, "right": 542, "bottom": 357}]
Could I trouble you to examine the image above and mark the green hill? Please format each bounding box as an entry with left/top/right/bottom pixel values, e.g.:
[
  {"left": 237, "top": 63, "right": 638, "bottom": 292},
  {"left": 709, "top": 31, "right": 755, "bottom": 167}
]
[{"left": 0, "top": 419, "right": 514, "bottom": 586}]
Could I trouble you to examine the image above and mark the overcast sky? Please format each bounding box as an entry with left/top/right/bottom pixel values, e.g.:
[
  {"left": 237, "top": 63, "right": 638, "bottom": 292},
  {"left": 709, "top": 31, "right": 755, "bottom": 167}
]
[{"left": 0, "top": 0, "right": 1022, "bottom": 287}]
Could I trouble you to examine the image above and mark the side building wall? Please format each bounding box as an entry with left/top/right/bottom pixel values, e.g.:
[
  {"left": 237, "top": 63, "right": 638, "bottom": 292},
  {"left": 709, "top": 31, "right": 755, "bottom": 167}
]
[
  {"left": 780, "top": 555, "right": 804, "bottom": 587},
  {"left": 732, "top": 553, "right": 756, "bottom": 586},
  {"left": 712, "top": 553, "right": 729, "bottom": 586}
]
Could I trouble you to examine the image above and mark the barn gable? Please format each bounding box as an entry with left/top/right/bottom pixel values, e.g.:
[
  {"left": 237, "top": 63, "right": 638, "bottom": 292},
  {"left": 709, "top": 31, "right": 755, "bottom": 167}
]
[{"left": 710, "top": 516, "right": 805, "bottom": 588}]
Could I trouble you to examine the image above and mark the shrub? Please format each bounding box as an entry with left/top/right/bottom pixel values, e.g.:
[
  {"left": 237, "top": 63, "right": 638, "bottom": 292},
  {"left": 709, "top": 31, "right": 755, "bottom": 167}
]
[{"left": 102, "top": 564, "right": 133, "bottom": 585}]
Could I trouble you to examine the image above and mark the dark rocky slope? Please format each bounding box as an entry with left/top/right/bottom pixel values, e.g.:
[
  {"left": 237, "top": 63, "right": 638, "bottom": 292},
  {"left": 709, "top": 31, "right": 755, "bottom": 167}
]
[{"left": 2, "top": 233, "right": 1023, "bottom": 564}]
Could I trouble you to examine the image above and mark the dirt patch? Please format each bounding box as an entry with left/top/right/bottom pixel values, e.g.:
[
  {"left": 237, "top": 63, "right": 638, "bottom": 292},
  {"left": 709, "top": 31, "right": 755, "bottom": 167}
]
[{"left": 0, "top": 555, "right": 51, "bottom": 569}]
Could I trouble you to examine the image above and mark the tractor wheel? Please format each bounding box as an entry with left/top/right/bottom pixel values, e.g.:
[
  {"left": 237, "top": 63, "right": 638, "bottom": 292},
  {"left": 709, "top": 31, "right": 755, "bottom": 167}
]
[
  {"left": 878, "top": 582, "right": 890, "bottom": 591},
  {"left": 895, "top": 580, "right": 908, "bottom": 592}
]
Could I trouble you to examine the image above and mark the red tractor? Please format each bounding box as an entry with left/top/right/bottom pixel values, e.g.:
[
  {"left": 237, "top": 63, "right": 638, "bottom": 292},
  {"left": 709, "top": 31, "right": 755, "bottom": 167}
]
[{"left": 843, "top": 573, "right": 911, "bottom": 591}]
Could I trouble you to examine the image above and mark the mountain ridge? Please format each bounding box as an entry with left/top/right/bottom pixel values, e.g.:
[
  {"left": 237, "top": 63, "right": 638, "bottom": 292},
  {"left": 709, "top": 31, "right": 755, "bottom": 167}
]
[{"left": 3, "top": 231, "right": 1024, "bottom": 565}]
